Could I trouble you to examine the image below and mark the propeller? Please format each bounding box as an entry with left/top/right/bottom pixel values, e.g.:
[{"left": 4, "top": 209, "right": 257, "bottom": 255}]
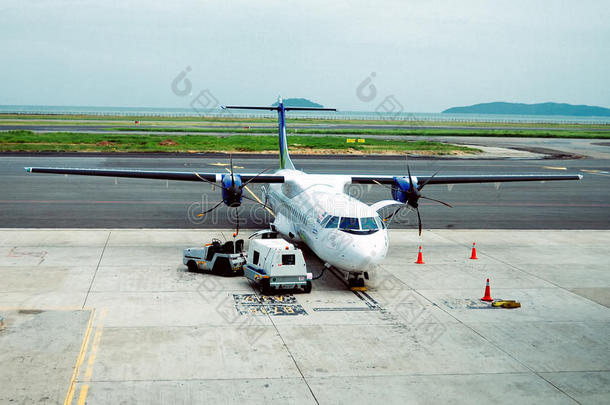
[
  {"left": 194, "top": 155, "right": 273, "bottom": 236},
  {"left": 375, "top": 160, "right": 452, "bottom": 236}
]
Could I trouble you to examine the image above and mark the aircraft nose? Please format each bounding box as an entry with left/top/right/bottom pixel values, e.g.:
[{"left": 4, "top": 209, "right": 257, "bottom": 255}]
[{"left": 339, "top": 232, "right": 388, "bottom": 270}]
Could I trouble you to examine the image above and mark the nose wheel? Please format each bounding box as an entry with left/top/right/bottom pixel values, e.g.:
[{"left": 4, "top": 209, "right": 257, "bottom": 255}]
[{"left": 347, "top": 272, "right": 367, "bottom": 291}]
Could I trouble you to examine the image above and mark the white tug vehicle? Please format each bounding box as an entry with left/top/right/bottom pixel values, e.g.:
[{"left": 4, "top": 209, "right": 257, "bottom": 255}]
[
  {"left": 183, "top": 237, "right": 246, "bottom": 275},
  {"left": 245, "top": 236, "right": 311, "bottom": 295}
]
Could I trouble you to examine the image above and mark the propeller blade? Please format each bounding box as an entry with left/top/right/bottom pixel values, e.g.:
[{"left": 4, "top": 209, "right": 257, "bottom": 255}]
[
  {"left": 418, "top": 170, "right": 440, "bottom": 191},
  {"left": 417, "top": 207, "right": 422, "bottom": 236},
  {"left": 230, "top": 154, "right": 235, "bottom": 186},
  {"left": 406, "top": 160, "right": 414, "bottom": 191},
  {"left": 194, "top": 172, "right": 228, "bottom": 191},
  {"left": 196, "top": 200, "right": 224, "bottom": 217},
  {"left": 242, "top": 167, "right": 272, "bottom": 186},
  {"left": 384, "top": 205, "right": 405, "bottom": 221},
  {"left": 241, "top": 194, "right": 270, "bottom": 207},
  {"left": 421, "top": 195, "right": 453, "bottom": 208},
  {"left": 235, "top": 207, "right": 240, "bottom": 235},
  {"left": 373, "top": 179, "right": 398, "bottom": 192}
]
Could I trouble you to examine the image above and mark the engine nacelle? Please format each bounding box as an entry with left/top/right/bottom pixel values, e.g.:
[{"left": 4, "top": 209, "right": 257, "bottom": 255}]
[
  {"left": 221, "top": 174, "right": 243, "bottom": 207},
  {"left": 392, "top": 176, "right": 418, "bottom": 203}
]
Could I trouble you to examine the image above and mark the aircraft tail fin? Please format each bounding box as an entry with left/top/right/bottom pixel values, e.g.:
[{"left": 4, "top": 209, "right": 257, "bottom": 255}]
[{"left": 222, "top": 100, "right": 336, "bottom": 170}]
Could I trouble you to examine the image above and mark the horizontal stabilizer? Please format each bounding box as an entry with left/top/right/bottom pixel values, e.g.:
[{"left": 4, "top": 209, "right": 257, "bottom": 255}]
[{"left": 222, "top": 105, "right": 336, "bottom": 111}]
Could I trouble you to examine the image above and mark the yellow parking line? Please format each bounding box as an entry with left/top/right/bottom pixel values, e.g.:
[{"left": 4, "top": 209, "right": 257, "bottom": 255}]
[
  {"left": 72, "top": 308, "right": 107, "bottom": 405},
  {"left": 63, "top": 309, "right": 95, "bottom": 405},
  {"left": 543, "top": 166, "right": 567, "bottom": 170},
  {"left": 76, "top": 385, "right": 89, "bottom": 405}
]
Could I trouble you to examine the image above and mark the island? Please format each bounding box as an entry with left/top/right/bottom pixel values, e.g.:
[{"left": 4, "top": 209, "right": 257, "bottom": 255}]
[
  {"left": 442, "top": 102, "right": 610, "bottom": 117},
  {"left": 272, "top": 98, "right": 324, "bottom": 108}
]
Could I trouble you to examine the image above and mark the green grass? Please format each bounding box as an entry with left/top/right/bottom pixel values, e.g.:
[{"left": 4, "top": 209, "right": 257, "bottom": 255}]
[{"left": 0, "top": 130, "right": 479, "bottom": 155}]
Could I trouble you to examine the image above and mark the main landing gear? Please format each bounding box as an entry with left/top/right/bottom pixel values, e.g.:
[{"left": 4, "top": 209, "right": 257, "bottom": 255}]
[{"left": 347, "top": 272, "right": 369, "bottom": 291}]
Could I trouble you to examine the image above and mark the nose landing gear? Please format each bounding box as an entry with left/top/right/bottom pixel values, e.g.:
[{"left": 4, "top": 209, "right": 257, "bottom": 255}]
[{"left": 347, "top": 272, "right": 368, "bottom": 291}]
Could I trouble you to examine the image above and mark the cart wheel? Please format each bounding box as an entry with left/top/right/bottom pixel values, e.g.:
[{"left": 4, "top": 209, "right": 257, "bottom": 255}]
[
  {"left": 261, "top": 279, "right": 272, "bottom": 296},
  {"left": 186, "top": 261, "right": 199, "bottom": 272},
  {"left": 303, "top": 280, "right": 312, "bottom": 293}
]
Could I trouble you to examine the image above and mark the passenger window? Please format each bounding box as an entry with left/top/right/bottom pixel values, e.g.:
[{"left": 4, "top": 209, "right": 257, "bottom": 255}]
[
  {"left": 339, "top": 217, "right": 360, "bottom": 230},
  {"left": 325, "top": 216, "right": 339, "bottom": 228},
  {"left": 360, "top": 217, "right": 378, "bottom": 230},
  {"left": 253, "top": 250, "right": 260, "bottom": 265},
  {"left": 282, "top": 254, "right": 296, "bottom": 265}
]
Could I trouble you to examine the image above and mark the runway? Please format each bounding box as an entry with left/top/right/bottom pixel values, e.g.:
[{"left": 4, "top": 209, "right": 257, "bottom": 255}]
[{"left": 0, "top": 154, "right": 608, "bottom": 230}]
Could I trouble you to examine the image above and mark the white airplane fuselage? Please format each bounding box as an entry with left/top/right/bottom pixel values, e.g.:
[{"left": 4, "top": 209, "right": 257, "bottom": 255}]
[{"left": 265, "top": 169, "right": 389, "bottom": 275}]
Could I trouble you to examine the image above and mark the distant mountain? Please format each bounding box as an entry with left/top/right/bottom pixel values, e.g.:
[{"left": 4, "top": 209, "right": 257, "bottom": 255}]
[
  {"left": 271, "top": 98, "right": 323, "bottom": 108},
  {"left": 442, "top": 102, "right": 610, "bottom": 117}
]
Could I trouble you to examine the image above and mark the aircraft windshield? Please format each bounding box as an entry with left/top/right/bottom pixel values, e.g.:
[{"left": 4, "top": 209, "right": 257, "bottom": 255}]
[
  {"left": 325, "top": 216, "right": 339, "bottom": 228},
  {"left": 360, "top": 217, "right": 378, "bottom": 230},
  {"left": 339, "top": 217, "right": 360, "bottom": 230}
]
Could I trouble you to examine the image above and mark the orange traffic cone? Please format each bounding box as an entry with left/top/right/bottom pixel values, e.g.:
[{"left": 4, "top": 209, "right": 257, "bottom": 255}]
[
  {"left": 481, "top": 278, "right": 493, "bottom": 302},
  {"left": 415, "top": 246, "right": 425, "bottom": 264},
  {"left": 470, "top": 242, "right": 478, "bottom": 260}
]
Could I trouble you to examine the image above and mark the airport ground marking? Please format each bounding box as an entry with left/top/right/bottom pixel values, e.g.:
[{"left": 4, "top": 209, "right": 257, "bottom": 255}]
[
  {"left": 542, "top": 166, "right": 567, "bottom": 171},
  {"left": 581, "top": 168, "right": 610, "bottom": 177},
  {"left": 63, "top": 309, "right": 95, "bottom": 405},
  {"left": 73, "top": 308, "right": 107, "bottom": 405},
  {"left": 76, "top": 385, "right": 89, "bottom": 405}
]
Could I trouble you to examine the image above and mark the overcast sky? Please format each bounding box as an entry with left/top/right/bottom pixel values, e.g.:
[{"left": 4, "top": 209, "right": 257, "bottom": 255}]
[{"left": 1, "top": 0, "right": 608, "bottom": 112}]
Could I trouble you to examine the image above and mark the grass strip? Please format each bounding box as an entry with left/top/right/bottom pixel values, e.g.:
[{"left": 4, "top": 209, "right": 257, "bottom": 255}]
[{"left": 0, "top": 130, "right": 480, "bottom": 155}]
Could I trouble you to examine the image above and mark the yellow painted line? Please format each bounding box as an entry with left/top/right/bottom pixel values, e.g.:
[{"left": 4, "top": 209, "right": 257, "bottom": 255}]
[
  {"left": 84, "top": 329, "right": 104, "bottom": 380},
  {"left": 210, "top": 162, "right": 244, "bottom": 168},
  {"left": 244, "top": 184, "right": 275, "bottom": 217},
  {"left": 581, "top": 169, "right": 610, "bottom": 177},
  {"left": 63, "top": 309, "right": 95, "bottom": 405},
  {"left": 73, "top": 308, "right": 107, "bottom": 405},
  {"left": 543, "top": 166, "right": 567, "bottom": 170},
  {"left": 76, "top": 385, "right": 89, "bottom": 405}
]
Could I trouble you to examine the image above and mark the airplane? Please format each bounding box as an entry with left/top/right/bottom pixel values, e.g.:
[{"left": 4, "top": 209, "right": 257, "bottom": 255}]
[{"left": 25, "top": 99, "right": 582, "bottom": 289}]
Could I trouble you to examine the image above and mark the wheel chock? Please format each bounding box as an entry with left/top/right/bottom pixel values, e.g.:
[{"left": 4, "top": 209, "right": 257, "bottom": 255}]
[
  {"left": 350, "top": 286, "right": 367, "bottom": 292},
  {"left": 492, "top": 300, "right": 521, "bottom": 309}
]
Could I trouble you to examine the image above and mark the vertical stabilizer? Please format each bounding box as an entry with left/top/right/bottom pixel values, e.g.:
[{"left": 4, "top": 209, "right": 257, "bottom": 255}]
[{"left": 276, "top": 98, "right": 295, "bottom": 170}]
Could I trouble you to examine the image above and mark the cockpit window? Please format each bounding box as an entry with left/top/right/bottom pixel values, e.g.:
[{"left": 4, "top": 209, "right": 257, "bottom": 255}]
[
  {"left": 360, "top": 217, "right": 378, "bottom": 230},
  {"left": 339, "top": 217, "right": 360, "bottom": 230},
  {"left": 376, "top": 216, "right": 386, "bottom": 229},
  {"left": 325, "top": 216, "right": 339, "bottom": 228},
  {"left": 320, "top": 215, "right": 332, "bottom": 226}
]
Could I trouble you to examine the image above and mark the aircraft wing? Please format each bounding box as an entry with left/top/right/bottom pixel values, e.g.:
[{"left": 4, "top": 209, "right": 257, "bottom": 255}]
[
  {"left": 24, "top": 167, "right": 285, "bottom": 183},
  {"left": 350, "top": 173, "right": 582, "bottom": 185}
]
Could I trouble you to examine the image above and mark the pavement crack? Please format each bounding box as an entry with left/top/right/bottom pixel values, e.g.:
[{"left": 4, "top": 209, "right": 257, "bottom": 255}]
[{"left": 82, "top": 230, "right": 111, "bottom": 309}]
